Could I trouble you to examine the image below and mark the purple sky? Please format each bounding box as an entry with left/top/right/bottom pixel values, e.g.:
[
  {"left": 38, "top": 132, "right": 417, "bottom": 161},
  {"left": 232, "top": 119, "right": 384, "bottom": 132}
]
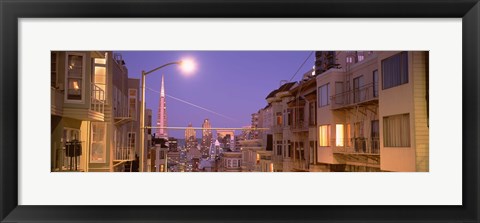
[{"left": 116, "top": 51, "right": 313, "bottom": 139}]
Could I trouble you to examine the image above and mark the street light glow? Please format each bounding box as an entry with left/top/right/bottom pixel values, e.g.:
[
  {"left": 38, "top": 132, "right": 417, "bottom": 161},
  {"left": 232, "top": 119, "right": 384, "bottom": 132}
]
[{"left": 180, "top": 58, "right": 197, "bottom": 74}]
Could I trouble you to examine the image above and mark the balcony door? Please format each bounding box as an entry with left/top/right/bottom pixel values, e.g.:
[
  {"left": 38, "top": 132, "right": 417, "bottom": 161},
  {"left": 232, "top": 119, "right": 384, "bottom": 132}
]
[{"left": 353, "top": 76, "right": 364, "bottom": 103}]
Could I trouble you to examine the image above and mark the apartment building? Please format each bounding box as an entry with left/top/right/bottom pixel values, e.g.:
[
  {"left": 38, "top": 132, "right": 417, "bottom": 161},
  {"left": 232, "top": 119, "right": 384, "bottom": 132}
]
[
  {"left": 316, "top": 51, "right": 429, "bottom": 172},
  {"left": 264, "top": 82, "right": 296, "bottom": 172},
  {"left": 254, "top": 51, "right": 428, "bottom": 172},
  {"left": 287, "top": 71, "right": 320, "bottom": 172},
  {"left": 51, "top": 51, "right": 140, "bottom": 172}
]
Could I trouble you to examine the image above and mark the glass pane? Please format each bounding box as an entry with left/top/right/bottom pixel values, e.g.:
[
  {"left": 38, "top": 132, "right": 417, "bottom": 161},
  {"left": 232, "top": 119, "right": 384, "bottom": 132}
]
[{"left": 68, "top": 55, "right": 83, "bottom": 78}]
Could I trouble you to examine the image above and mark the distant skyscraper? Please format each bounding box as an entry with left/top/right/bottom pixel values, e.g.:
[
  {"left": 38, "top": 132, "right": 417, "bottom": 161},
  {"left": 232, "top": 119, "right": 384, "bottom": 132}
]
[
  {"left": 185, "top": 123, "right": 197, "bottom": 149},
  {"left": 201, "top": 119, "right": 212, "bottom": 154},
  {"left": 156, "top": 74, "right": 168, "bottom": 138}
]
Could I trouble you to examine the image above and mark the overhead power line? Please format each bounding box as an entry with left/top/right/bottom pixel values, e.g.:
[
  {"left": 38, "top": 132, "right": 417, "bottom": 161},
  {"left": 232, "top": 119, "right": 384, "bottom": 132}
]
[
  {"left": 146, "top": 86, "right": 238, "bottom": 122},
  {"left": 289, "top": 51, "right": 314, "bottom": 82}
]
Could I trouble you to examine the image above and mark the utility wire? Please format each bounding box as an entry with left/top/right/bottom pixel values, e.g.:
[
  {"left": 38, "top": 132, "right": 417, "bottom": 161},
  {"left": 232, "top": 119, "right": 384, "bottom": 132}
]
[
  {"left": 145, "top": 86, "right": 238, "bottom": 122},
  {"left": 289, "top": 51, "right": 314, "bottom": 82}
]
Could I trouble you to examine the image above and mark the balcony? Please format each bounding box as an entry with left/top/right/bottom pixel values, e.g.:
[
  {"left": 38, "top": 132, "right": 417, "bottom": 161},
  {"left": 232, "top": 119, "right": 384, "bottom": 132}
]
[
  {"left": 63, "top": 83, "right": 105, "bottom": 121},
  {"left": 331, "top": 82, "right": 378, "bottom": 110},
  {"left": 114, "top": 147, "right": 135, "bottom": 162},
  {"left": 90, "top": 83, "right": 105, "bottom": 114},
  {"left": 333, "top": 137, "right": 380, "bottom": 155},
  {"left": 291, "top": 120, "right": 308, "bottom": 132}
]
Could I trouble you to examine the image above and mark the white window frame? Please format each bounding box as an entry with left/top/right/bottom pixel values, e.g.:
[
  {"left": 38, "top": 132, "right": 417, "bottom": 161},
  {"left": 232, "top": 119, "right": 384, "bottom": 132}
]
[
  {"left": 93, "top": 56, "right": 107, "bottom": 102},
  {"left": 90, "top": 122, "right": 106, "bottom": 163},
  {"left": 64, "top": 52, "right": 86, "bottom": 103}
]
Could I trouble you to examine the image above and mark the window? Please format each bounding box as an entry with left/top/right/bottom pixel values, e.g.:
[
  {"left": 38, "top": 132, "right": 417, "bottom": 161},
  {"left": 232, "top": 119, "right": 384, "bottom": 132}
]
[
  {"left": 51, "top": 52, "right": 57, "bottom": 87},
  {"left": 373, "top": 70, "right": 378, "bottom": 97},
  {"left": 128, "top": 132, "right": 136, "bottom": 149},
  {"left": 129, "top": 89, "right": 137, "bottom": 120},
  {"left": 93, "top": 56, "right": 107, "bottom": 100},
  {"left": 354, "top": 122, "right": 364, "bottom": 138},
  {"left": 383, "top": 114, "right": 410, "bottom": 147},
  {"left": 66, "top": 54, "right": 84, "bottom": 101},
  {"left": 318, "top": 125, "right": 330, "bottom": 146},
  {"left": 318, "top": 83, "right": 330, "bottom": 107},
  {"left": 382, "top": 52, "right": 408, "bottom": 89},
  {"left": 353, "top": 76, "right": 364, "bottom": 103},
  {"left": 228, "top": 160, "right": 232, "bottom": 167},
  {"left": 287, "top": 109, "right": 293, "bottom": 126},
  {"left": 90, "top": 122, "right": 106, "bottom": 163},
  {"left": 358, "top": 55, "right": 364, "bottom": 62},
  {"left": 346, "top": 56, "right": 353, "bottom": 64},
  {"left": 276, "top": 140, "right": 282, "bottom": 155},
  {"left": 276, "top": 112, "right": 282, "bottom": 126},
  {"left": 335, "top": 124, "right": 344, "bottom": 147}
]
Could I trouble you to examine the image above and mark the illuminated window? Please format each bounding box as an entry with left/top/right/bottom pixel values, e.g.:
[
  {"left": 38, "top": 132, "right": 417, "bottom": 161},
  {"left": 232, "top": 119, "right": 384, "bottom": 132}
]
[
  {"left": 93, "top": 55, "right": 107, "bottom": 100},
  {"left": 66, "top": 53, "right": 84, "bottom": 101},
  {"left": 270, "top": 163, "right": 274, "bottom": 172},
  {"left": 336, "top": 124, "right": 344, "bottom": 147},
  {"left": 318, "top": 125, "right": 330, "bottom": 146}
]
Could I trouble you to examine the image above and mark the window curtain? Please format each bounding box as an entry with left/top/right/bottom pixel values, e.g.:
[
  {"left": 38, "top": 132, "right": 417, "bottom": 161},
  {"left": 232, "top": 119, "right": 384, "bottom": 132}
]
[
  {"left": 382, "top": 52, "right": 408, "bottom": 89},
  {"left": 319, "top": 125, "right": 330, "bottom": 146},
  {"left": 383, "top": 114, "right": 410, "bottom": 147}
]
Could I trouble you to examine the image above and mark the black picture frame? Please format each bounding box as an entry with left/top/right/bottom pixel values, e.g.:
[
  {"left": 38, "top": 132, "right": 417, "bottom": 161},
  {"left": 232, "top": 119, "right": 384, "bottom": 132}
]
[{"left": 1, "top": 0, "right": 478, "bottom": 222}]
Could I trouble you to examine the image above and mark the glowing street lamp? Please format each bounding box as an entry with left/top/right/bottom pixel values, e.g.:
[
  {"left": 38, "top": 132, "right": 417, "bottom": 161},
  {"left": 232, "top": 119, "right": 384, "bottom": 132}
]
[{"left": 139, "top": 58, "right": 196, "bottom": 172}]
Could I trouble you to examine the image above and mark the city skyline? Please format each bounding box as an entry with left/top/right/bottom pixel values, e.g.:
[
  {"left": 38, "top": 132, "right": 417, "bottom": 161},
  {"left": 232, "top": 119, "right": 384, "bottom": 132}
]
[
  {"left": 115, "top": 51, "right": 313, "bottom": 139},
  {"left": 50, "top": 50, "right": 429, "bottom": 173}
]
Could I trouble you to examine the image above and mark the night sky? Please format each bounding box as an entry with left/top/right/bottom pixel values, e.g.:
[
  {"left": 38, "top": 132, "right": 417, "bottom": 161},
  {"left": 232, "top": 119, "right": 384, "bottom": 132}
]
[{"left": 115, "top": 51, "right": 313, "bottom": 139}]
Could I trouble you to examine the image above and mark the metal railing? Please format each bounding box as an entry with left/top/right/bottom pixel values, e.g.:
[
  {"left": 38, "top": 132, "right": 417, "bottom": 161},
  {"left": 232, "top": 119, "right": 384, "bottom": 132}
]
[
  {"left": 332, "top": 137, "right": 380, "bottom": 155},
  {"left": 115, "top": 147, "right": 135, "bottom": 161},
  {"left": 331, "top": 82, "right": 378, "bottom": 109},
  {"left": 292, "top": 120, "right": 308, "bottom": 131},
  {"left": 91, "top": 83, "right": 105, "bottom": 113}
]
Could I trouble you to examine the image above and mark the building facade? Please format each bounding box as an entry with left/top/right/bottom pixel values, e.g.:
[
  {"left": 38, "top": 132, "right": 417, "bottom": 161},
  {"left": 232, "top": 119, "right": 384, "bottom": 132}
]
[{"left": 51, "top": 51, "right": 140, "bottom": 172}]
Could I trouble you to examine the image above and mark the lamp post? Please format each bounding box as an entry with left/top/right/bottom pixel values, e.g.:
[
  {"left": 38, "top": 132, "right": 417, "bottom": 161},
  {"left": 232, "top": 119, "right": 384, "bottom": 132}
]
[{"left": 139, "top": 59, "right": 196, "bottom": 172}]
